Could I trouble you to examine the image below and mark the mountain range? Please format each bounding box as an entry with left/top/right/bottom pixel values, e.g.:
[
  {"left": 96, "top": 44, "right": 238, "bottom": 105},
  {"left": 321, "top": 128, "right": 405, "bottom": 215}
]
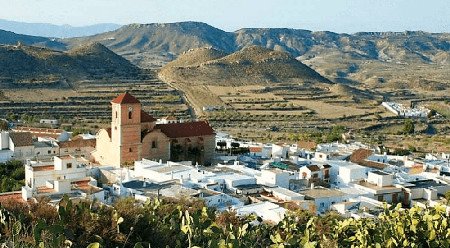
[
  {"left": 0, "top": 21, "right": 449, "bottom": 91},
  {"left": 60, "top": 22, "right": 450, "bottom": 68},
  {"left": 0, "top": 19, "right": 121, "bottom": 38}
]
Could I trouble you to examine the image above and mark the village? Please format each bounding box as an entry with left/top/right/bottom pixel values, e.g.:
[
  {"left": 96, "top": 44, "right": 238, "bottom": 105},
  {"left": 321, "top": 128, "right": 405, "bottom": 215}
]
[{"left": 0, "top": 92, "right": 449, "bottom": 224}]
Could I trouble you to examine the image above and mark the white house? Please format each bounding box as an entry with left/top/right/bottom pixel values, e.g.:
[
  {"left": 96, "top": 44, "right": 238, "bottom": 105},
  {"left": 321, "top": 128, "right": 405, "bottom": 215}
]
[
  {"left": 235, "top": 201, "right": 286, "bottom": 223},
  {"left": 257, "top": 168, "right": 298, "bottom": 189},
  {"left": 22, "top": 155, "right": 103, "bottom": 202},
  {"left": 300, "top": 187, "right": 349, "bottom": 214},
  {"left": 4, "top": 132, "right": 34, "bottom": 161},
  {"left": 402, "top": 179, "right": 450, "bottom": 207},
  {"left": 200, "top": 190, "right": 244, "bottom": 211},
  {"left": 264, "top": 187, "right": 305, "bottom": 201},
  {"left": 134, "top": 159, "right": 211, "bottom": 183},
  {"left": 299, "top": 164, "right": 331, "bottom": 185},
  {"left": 336, "top": 162, "right": 368, "bottom": 185},
  {"left": 353, "top": 171, "right": 402, "bottom": 204},
  {"left": 272, "top": 144, "right": 289, "bottom": 159}
]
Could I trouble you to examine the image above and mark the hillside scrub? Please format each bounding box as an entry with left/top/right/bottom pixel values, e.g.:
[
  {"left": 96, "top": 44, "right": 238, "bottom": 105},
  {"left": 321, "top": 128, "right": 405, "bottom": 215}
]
[
  {"left": 0, "top": 160, "right": 25, "bottom": 193},
  {"left": 0, "top": 196, "right": 448, "bottom": 247}
]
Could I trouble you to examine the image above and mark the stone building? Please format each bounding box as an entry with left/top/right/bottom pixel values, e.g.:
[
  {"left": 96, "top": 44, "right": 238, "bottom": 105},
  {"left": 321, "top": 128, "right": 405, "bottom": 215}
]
[{"left": 92, "top": 93, "right": 215, "bottom": 167}]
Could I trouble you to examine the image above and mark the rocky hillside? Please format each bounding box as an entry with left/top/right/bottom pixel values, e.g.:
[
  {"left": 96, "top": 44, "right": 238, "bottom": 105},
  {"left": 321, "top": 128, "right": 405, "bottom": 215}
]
[
  {"left": 159, "top": 46, "right": 331, "bottom": 85},
  {"left": 64, "top": 22, "right": 236, "bottom": 67},
  {"left": 0, "top": 29, "right": 66, "bottom": 50},
  {"left": 0, "top": 42, "right": 140, "bottom": 86}
]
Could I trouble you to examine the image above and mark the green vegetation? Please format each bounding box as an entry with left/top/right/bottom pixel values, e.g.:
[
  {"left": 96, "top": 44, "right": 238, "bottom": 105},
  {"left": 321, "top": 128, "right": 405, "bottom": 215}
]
[
  {"left": 0, "top": 161, "right": 25, "bottom": 193},
  {"left": 445, "top": 191, "right": 450, "bottom": 203},
  {"left": 403, "top": 119, "right": 415, "bottom": 134},
  {"left": 0, "top": 196, "right": 448, "bottom": 248}
]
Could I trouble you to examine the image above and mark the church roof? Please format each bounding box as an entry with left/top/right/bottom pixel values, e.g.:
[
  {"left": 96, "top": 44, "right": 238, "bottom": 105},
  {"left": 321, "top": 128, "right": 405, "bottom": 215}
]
[
  {"left": 141, "top": 110, "right": 157, "bottom": 123},
  {"left": 111, "top": 92, "right": 140, "bottom": 104},
  {"left": 58, "top": 139, "right": 96, "bottom": 148},
  {"left": 155, "top": 121, "right": 214, "bottom": 138}
]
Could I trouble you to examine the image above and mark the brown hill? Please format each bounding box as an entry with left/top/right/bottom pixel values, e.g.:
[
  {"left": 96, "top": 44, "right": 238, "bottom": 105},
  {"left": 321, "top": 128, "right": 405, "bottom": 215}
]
[
  {"left": 159, "top": 46, "right": 331, "bottom": 85},
  {"left": 0, "top": 42, "right": 139, "bottom": 87}
]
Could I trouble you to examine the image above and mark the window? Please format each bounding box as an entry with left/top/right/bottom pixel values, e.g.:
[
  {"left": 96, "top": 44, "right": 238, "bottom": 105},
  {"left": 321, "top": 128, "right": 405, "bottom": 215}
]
[
  {"left": 115, "top": 111, "right": 118, "bottom": 119},
  {"left": 313, "top": 173, "right": 319, "bottom": 178},
  {"left": 129, "top": 148, "right": 133, "bottom": 152},
  {"left": 67, "top": 163, "right": 72, "bottom": 169},
  {"left": 48, "top": 150, "right": 51, "bottom": 154},
  {"left": 128, "top": 110, "right": 132, "bottom": 119},
  {"left": 152, "top": 140, "right": 157, "bottom": 148}
]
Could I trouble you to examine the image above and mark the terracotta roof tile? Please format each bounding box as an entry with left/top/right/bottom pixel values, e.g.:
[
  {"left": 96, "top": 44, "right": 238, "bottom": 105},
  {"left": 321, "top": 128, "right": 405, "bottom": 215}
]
[
  {"left": 155, "top": 121, "right": 214, "bottom": 138},
  {"left": 58, "top": 139, "right": 96, "bottom": 148},
  {"left": 249, "top": 147, "right": 263, "bottom": 153},
  {"left": 0, "top": 192, "right": 25, "bottom": 204},
  {"left": 350, "top": 149, "right": 373, "bottom": 163},
  {"left": 306, "top": 165, "right": 320, "bottom": 172},
  {"left": 111, "top": 92, "right": 140, "bottom": 104},
  {"left": 9, "top": 132, "right": 33, "bottom": 147},
  {"left": 350, "top": 149, "right": 386, "bottom": 169},
  {"left": 141, "top": 110, "right": 157, "bottom": 123}
]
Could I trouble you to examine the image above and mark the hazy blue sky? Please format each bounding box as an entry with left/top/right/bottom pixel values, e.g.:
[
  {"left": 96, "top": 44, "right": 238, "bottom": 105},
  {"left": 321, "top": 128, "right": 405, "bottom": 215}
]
[{"left": 0, "top": 0, "right": 449, "bottom": 33}]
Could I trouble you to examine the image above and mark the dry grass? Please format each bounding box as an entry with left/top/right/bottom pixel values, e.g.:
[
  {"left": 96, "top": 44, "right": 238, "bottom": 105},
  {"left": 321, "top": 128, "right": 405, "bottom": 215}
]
[{"left": 291, "top": 100, "right": 372, "bottom": 118}]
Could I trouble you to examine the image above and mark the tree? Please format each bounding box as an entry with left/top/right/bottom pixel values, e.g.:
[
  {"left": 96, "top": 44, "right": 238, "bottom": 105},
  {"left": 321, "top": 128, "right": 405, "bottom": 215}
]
[
  {"left": 403, "top": 119, "right": 415, "bottom": 134},
  {"left": 216, "top": 141, "right": 227, "bottom": 150},
  {"left": 427, "top": 109, "right": 437, "bottom": 118},
  {"left": 0, "top": 120, "right": 8, "bottom": 131},
  {"left": 230, "top": 142, "right": 240, "bottom": 149}
]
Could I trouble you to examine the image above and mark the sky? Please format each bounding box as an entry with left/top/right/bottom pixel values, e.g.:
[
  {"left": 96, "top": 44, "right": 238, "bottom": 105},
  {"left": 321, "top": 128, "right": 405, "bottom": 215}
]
[{"left": 0, "top": 0, "right": 449, "bottom": 33}]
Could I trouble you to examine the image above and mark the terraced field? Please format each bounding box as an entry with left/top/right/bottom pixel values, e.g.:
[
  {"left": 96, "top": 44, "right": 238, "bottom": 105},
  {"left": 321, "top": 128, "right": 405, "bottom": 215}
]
[{"left": 0, "top": 78, "right": 191, "bottom": 124}]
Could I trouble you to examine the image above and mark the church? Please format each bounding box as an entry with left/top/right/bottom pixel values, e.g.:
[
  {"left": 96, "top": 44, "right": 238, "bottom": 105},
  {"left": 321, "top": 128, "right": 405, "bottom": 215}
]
[{"left": 92, "top": 92, "right": 215, "bottom": 167}]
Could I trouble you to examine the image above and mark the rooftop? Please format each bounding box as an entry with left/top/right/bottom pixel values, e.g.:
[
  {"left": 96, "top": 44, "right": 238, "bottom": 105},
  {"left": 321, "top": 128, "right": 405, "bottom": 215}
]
[
  {"left": 32, "top": 165, "right": 55, "bottom": 172},
  {"left": 122, "top": 180, "right": 166, "bottom": 190},
  {"left": 58, "top": 138, "right": 96, "bottom": 148},
  {"left": 9, "top": 132, "right": 33, "bottom": 147},
  {"left": 406, "top": 179, "right": 446, "bottom": 189},
  {"left": 371, "top": 170, "right": 390, "bottom": 176},
  {"left": 266, "top": 187, "right": 305, "bottom": 198},
  {"left": 300, "top": 187, "right": 347, "bottom": 199},
  {"left": 141, "top": 110, "right": 157, "bottom": 123},
  {"left": 111, "top": 92, "right": 140, "bottom": 104},
  {"left": 356, "top": 180, "right": 399, "bottom": 191},
  {"left": 155, "top": 121, "right": 214, "bottom": 138}
]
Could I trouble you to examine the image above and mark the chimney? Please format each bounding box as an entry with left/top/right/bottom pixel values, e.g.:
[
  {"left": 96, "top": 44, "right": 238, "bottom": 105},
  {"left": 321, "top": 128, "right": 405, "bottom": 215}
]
[{"left": 310, "top": 183, "right": 315, "bottom": 189}]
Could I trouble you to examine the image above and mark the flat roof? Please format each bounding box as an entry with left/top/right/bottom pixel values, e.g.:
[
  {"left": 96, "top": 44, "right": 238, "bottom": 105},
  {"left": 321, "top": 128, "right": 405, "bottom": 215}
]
[
  {"left": 235, "top": 184, "right": 264, "bottom": 190},
  {"left": 356, "top": 180, "right": 400, "bottom": 191},
  {"left": 371, "top": 170, "right": 390, "bottom": 176},
  {"left": 267, "top": 187, "right": 304, "bottom": 198},
  {"left": 406, "top": 179, "right": 445, "bottom": 189},
  {"left": 152, "top": 164, "right": 192, "bottom": 174},
  {"left": 300, "top": 188, "right": 347, "bottom": 199}
]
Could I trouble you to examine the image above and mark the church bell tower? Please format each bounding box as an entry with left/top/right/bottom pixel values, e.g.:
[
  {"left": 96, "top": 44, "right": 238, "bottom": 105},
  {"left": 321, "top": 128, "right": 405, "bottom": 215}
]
[{"left": 110, "top": 92, "right": 142, "bottom": 165}]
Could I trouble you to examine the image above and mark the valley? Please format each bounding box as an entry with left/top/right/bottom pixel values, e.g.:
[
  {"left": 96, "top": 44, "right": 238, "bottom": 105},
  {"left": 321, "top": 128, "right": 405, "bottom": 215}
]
[{"left": 0, "top": 22, "right": 448, "bottom": 152}]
